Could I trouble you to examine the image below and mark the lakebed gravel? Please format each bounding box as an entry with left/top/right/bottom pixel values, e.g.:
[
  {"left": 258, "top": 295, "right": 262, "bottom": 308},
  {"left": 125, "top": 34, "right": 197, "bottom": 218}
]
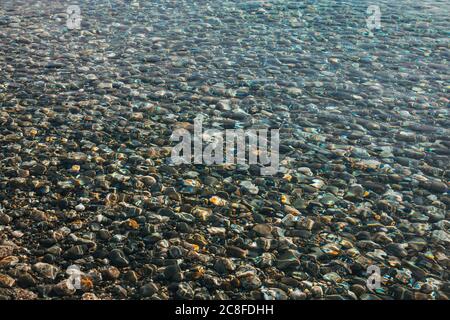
[{"left": 0, "top": 0, "right": 449, "bottom": 300}]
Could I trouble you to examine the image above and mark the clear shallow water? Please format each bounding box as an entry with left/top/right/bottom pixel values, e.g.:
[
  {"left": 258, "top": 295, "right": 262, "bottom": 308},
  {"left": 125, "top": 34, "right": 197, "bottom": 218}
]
[{"left": 0, "top": 0, "right": 448, "bottom": 300}]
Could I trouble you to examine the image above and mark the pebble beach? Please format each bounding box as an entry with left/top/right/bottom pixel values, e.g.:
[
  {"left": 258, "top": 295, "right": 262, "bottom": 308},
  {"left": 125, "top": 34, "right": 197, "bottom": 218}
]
[{"left": 0, "top": 0, "right": 449, "bottom": 300}]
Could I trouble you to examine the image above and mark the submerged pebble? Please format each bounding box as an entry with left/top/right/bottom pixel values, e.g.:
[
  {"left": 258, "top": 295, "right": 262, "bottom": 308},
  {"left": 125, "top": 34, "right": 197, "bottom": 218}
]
[{"left": 0, "top": 0, "right": 448, "bottom": 301}]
